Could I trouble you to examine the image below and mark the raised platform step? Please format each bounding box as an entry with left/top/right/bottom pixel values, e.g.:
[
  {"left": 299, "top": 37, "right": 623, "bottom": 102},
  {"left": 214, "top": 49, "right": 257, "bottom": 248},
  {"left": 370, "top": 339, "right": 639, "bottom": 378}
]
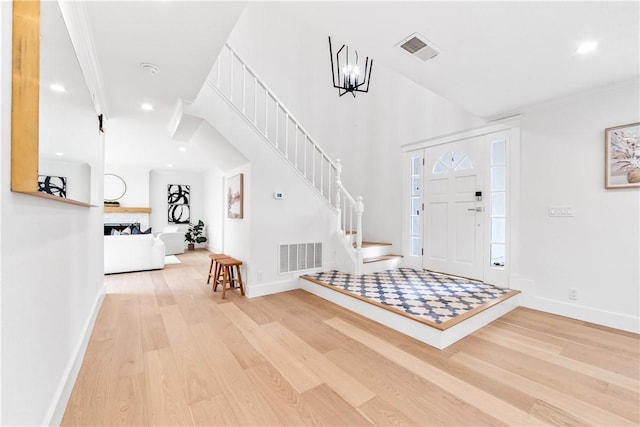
[{"left": 299, "top": 269, "right": 521, "bottom": 349}]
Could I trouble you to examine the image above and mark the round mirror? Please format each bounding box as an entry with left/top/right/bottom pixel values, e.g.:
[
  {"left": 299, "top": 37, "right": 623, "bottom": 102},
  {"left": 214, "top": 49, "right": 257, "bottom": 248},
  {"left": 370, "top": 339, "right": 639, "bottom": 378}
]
[{"left": 104, "top": 174, "right": 127, "bottom": 201}]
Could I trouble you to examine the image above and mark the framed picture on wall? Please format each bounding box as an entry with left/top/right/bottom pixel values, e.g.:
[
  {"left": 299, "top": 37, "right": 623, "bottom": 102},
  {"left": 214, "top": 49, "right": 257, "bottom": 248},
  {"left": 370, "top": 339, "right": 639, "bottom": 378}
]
[
  {"left": 605, "top": 122, "right": 640, "bottom": 189},
  {"left": 227, "top": 173, "right": 244, "bottom": 218},
  {"left": 38, "top": 175, "right": 67, "bottom": 198},
  {"left": 167, "top": 184, "right": 191, "bottom": 223}
]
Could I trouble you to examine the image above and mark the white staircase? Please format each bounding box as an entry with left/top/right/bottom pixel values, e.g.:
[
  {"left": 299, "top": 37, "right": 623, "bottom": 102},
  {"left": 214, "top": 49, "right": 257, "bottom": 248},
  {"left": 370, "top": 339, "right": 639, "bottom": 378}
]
[{"left": 204, "top": 43, "right": 400, "bottom": 275}]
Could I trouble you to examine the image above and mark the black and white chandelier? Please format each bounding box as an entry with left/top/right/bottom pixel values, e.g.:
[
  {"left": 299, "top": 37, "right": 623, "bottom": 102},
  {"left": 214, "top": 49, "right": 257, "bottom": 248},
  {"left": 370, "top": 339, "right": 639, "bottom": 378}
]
[{"left": 328, "top": 36, "right": 373, "bottom": 98}]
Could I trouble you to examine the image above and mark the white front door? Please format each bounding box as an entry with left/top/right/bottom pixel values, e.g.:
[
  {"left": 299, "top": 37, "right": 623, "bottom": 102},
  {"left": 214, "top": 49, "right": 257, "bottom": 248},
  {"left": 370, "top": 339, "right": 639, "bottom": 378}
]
[{"left": 423, "top": 136, "right": 486, "bottom": 280}]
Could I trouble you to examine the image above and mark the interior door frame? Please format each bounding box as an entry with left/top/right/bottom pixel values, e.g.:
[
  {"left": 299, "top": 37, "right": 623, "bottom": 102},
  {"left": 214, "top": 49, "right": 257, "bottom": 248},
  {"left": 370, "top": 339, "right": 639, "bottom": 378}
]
[{"left": 401, "top": 117, "right": 521, "bottom": 287}]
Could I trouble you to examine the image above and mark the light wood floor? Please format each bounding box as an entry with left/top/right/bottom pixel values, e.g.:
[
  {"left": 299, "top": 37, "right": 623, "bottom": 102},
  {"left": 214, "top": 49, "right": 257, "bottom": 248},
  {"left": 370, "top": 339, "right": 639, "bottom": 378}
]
[{"left": 62, "top": 250, "right": 640, "bottom": 426}]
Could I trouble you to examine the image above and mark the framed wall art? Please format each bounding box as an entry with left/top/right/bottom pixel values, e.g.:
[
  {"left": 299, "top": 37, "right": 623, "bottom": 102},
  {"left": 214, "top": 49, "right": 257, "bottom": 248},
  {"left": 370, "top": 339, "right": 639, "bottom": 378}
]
[
  {"left": 605, "top": 122, "right": 640, "bottom": 189},
  {"left": 38, "top": 175, "right": 67, "bottom": 198},
  {"left": 168, "top": 184, "right": 190, "bottom": 223},
  {"left": 227, "top": 173, "right": 244, "bottom": 219}
]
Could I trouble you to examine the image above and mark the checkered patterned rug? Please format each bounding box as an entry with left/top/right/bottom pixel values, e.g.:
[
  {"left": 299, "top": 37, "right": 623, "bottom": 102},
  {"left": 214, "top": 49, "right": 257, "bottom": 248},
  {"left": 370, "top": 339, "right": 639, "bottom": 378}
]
[{"left": 303, "top": 268, "right": 518, "bottom": 328}]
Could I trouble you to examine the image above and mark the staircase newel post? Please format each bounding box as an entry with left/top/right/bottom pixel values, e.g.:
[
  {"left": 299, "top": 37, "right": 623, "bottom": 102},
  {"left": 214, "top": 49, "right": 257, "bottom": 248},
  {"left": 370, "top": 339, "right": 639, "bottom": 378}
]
[{"left": 355, "top": 196, "right": 364, "bottom": 254}]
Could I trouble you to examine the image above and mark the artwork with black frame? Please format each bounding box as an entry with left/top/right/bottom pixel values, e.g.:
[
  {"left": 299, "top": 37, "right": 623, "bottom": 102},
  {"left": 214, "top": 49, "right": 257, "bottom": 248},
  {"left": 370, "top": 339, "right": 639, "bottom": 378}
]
[
  {"left": 168, "top": 184, "right": 190, "bottom": 223},
  {"left": 38, "top": 175, "right": 67, "bottom": 198}
]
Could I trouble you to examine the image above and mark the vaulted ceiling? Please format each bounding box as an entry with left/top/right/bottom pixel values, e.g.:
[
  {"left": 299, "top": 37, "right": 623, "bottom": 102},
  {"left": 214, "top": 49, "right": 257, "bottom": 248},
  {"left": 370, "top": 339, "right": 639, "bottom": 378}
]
[{"left": 78, "top": 1, "right": 639, "bottom": 170}]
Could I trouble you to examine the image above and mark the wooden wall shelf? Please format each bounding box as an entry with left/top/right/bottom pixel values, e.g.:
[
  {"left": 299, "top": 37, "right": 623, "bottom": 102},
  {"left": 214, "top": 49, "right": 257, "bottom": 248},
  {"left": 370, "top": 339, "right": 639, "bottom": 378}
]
[{"left": 104, "top": 207, "right": 152, "bottom": 213}]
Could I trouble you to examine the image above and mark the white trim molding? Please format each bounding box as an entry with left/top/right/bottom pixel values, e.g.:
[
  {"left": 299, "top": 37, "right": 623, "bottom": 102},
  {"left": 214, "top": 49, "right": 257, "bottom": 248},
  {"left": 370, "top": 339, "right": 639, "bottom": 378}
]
[
  {"left": 46, "top": 289, "right": 105, "bottom": 426},
  {"left": 525, "top": 296, "right": 640, "bottom": 334},
  {"left": 57, "top": 0, "right": 109, "bottom": 117},
  {"left": 402, "top": 115, "right": 522, "bottom": 152}
]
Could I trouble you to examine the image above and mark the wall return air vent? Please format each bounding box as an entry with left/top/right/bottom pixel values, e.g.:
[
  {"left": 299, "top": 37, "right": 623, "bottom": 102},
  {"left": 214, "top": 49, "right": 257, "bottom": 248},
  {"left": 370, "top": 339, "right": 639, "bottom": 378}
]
[{"left": 397, "top": 33, "right": 439, "bottom": 62}]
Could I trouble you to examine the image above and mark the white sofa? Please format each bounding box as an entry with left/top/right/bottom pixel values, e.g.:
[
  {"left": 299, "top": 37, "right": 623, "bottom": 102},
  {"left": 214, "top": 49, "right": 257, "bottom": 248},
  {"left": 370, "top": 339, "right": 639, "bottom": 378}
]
[
  {"left": 157, "top": 226, "right": 185, "bottom": 255},
  {"left": 104, "top": 234, "right": 166, "bottom": 274}
]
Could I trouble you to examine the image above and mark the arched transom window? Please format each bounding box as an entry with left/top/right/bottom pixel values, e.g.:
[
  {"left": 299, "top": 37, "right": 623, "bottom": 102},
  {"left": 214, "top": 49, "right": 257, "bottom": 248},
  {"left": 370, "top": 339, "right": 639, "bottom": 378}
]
[{"left": 432, "top": 151, "right": 474, "bottom": 174}]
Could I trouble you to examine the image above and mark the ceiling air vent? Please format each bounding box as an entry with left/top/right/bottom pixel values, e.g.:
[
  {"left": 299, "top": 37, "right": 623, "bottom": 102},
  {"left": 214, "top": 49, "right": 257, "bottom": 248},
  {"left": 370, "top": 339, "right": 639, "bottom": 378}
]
[{"left": 397, "top": 33, "right": 439, "bottom": 62}]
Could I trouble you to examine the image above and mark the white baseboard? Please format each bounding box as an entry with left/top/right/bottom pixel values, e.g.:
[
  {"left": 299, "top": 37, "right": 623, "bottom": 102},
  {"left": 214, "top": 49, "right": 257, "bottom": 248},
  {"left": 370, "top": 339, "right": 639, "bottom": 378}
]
[
  {"left": 45, "top": 287, "right": 105, "bottom": 426},
  {"left": 246, "top": 278, "right": 300, "bottom": 298},
  {"left": 524, "top": 296, "right": 639, "bottom": 334}
]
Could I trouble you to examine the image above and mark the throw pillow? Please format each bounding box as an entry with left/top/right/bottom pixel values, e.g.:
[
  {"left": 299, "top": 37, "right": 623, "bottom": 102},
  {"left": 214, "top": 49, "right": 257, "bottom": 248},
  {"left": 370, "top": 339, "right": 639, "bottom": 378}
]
[
  {"left": 142, "top": 227, "right": 152, "bottom": 234},
  {"left": 122, "top": 227, "right": 131, "bottom": 235}
]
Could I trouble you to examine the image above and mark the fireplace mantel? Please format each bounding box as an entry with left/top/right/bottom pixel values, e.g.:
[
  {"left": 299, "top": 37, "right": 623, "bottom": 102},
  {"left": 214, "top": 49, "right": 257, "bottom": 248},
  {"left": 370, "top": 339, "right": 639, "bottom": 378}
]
[{"left": 104, "top": 207, "right": 151, "bottom": 213}]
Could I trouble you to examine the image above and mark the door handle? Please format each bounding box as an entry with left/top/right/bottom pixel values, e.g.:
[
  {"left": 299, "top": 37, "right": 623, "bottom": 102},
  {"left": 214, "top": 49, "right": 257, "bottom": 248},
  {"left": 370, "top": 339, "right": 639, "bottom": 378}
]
[{"left": 467, "top": 207, "right": 483, "bottom": 212}]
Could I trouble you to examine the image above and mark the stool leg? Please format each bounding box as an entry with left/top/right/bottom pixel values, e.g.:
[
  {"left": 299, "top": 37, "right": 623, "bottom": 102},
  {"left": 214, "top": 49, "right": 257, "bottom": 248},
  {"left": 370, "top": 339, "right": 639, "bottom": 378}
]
[
  {"left": 213, "top": 262, "right": 221, "bottom": 291},
  {"left": 235, "top": 265, "right": 245, "bottom": 296},
  {"left": 222, "top": 266, "right": 229, "bottom": 299},
  {"left": 230, "top": 266, "right": 236, "bottom": 288},
  {"left": 207, "top": 259, "right": 214, "bottom": 284}
]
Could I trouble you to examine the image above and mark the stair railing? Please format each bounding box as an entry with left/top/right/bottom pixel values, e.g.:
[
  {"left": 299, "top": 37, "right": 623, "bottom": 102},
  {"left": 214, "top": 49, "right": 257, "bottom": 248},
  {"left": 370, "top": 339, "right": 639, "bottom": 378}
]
[{"left": 206, "top": 43, "right": 363, "bottom": 254}]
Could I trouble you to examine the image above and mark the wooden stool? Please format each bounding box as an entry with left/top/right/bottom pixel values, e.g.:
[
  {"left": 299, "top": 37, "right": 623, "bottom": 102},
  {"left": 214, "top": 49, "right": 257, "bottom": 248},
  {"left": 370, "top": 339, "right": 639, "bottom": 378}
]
[
  {"left": 207, "top": 253, "right": 230, "bottom": 285},
  {"left": 214, "top": 258, "right": 245, "bottom": 299}
]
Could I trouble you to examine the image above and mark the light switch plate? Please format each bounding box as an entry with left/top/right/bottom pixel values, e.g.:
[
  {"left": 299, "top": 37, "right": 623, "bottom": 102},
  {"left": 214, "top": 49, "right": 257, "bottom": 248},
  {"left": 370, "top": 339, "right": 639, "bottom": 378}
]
[{"left": 548, "top": 206, "right": 574, "bottom": 217}]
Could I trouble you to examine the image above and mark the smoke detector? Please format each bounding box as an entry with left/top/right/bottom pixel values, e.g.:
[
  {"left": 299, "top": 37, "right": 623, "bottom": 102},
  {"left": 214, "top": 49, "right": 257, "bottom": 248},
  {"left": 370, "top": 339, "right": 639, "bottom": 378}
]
[
  {"left": 140, "top": 63, "right": 160, "bottom": 75},
  {"left": 397, "top": 33, "right": 439, "bottom": 62}
]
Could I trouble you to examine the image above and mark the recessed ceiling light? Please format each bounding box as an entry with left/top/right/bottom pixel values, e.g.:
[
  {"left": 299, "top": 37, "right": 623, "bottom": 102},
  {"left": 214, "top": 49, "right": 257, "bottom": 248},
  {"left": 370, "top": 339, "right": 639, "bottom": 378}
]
[
  {"left": 50, "top": 84, "right": 66, "bottom": 92},
  {"left": 167, "top": 163, "right": 173, "bottom": 168},
  {"left": 55, "top": 152, "right": 64, "bottom": 156},
  {"left": 140, "top": 63, "right": 160, "bottom": 75},
  {"left": 141, "top": 103, "right": 153, "bottom": 111},
  {"left": 178, "top": 147, "right": 186, "bottom": 152},
  {"left": 576, "top": 41, "right": 597, "bottom": 54}
]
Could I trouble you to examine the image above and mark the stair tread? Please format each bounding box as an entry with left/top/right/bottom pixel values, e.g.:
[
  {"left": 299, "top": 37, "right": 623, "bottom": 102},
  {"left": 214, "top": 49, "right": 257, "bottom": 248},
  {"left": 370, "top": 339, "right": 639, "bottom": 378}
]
[
  {"left": 354, "top": 241, "right": 393, "bottom": 248},
  {"left": 363, "top": 254, "right": 404, "bottom": 264}
]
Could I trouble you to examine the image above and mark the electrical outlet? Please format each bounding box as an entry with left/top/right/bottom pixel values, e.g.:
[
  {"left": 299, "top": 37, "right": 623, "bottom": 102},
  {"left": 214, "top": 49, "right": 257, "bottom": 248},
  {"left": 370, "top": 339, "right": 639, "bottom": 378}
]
[{"left": 569, "top": 288, "right": 578, "bottom": 300}]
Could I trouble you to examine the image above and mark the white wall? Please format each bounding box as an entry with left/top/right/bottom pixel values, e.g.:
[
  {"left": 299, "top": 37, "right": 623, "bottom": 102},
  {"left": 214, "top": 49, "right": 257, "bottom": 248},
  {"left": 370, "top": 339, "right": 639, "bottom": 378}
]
[
  {"left": 149, "top": 170, "right": 205, "bottom": 240},
  {"left": 204, "top": 167, "right": 224, "bottom": 253},
  {"left": 514, "top": 79, "right": 640, "bottom": 332},
  {"left": 1, "top": 3, "right": 105, "bottom": 424},
  {"left": 104, "top": 165, "right": 150, "bottom": 207},
  {"left": 223, "top": 164, "right": 252, "bottom": 275},
  {"left": 226, "top": 3, "right": 482, "bottom": 250}
]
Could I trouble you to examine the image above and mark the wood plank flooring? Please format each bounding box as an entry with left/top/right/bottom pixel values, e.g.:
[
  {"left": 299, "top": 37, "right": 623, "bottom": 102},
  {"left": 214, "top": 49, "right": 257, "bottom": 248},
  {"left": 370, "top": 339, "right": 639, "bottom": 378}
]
[{"left": 62, "top": 250, "right": 640, "bottom": 426}]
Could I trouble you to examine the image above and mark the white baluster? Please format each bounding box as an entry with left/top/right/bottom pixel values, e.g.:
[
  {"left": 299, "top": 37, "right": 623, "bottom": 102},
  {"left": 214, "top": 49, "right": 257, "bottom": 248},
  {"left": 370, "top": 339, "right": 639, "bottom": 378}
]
[
  {"left": 335, "top": 159, "right": 342, "bottom": 210},
  {"left": 229, "top": 50, "right": 234, "bottom": 103},
  {"left": 285, "top": 115, "right": 289, "bottom": 158},
  {"left": 216, "top": 54, "right": 221, "bottom": 88},
  {"left": 275, "top": 104, "right": 279, "bottom": 149},
  {"left": 253, "top": 76, "right": 257, "bottom": 125},
  {"left": 328, "top": 164, "right": 332, "bottom": 205},
  {"left": 312, "top": 144, "right": 316, "bottom": 187},
  {"left": 355, "top": 196, "right": 364, "bottom": 252},
  {"left": 303, "top": 135, "right": 307, "bottom": 178},
  {"left": 294, "top": 125, "right": 298, "bottom": 169},
  {"left": 349, "top": 201, "right": 353, "bottom": 238},
  {"left": 320, "top": 154, "right": 324, "bottom": 196},
  {"left": 242, "top": 64, "right": 246, "bottom": 114},
  {"left": 264, "top": 91, "right": 268, "bottom": 138}
]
